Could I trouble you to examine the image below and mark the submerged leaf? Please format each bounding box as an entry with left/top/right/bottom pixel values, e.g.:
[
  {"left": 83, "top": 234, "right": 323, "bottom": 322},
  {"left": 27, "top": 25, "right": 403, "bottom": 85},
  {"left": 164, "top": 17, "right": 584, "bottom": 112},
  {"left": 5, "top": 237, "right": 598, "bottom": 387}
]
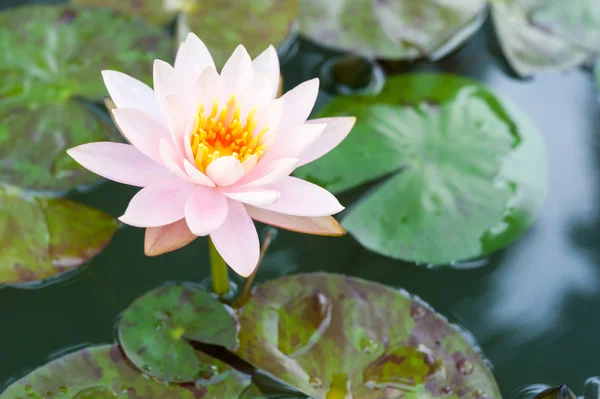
[
  {"left": 0, "top": 189, "right": 117, "bottom": 285},
  {"left": 0, "top": 345, "right": 260, "bottom": 398},
  {"left": 299, "top": 0, "right": 486, "bottom": 60},
  {"left": 490, "top": 0, "right": 590, "bottom": 77},
  {"left": 296, "top": 73, "right": 547, "bottom": 265},
  {"left": 236, "top": 273, "right": 501, "bottom": 399},
  {"left": 535, "top": 385, "right": 577, "bottom": 399},
  {"left": 118, "top": 285, "right": 238, "bottom": 382}
]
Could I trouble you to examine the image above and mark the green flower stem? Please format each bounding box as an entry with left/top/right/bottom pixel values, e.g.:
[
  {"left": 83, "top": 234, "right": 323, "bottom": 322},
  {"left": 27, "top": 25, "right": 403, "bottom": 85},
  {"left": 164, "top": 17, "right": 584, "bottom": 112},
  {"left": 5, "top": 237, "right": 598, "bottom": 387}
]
[{"left": 208, "top": 237, "right": 229, "bottom": 296}]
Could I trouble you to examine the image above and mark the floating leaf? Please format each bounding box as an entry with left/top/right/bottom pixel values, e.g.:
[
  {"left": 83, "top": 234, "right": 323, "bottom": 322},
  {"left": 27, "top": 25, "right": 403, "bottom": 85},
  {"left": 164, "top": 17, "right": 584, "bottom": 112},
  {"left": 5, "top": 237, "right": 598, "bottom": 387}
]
[
  {"left": 299, "top": 0, "right": 486, "bottom": 61},
  {"left": 296, "top": 73, "right": 547, "bottom": 265},
  {"left": 0, "top": 344, "right": 261, "bottom": 398},
  {"left": 74, "top": 0, "right": 299, "bottom": 69},
  {"left": 531, "top": 0, "right": 600, "bottom": 53},
  {"left": 0, "top": 189, "right": 117, "bottom": 285},
  {"left": 0, "top": 5, "right": 171, "bottom": 191},
  {"left": 535, "top": 385, "right": 577, "bottom": 399},
  {"left": 118, "top": 285, "right": 238, "bottom": 383},
  {"left": 236, "top": 273, "right": 501, "bottom": 399},
  {"left": 490, "top": 0, "right": 590, "bottom": 77},
  {"left": 71, "top": 0, "right": 175, "bottom": 26},
  {"left": 177, "top": 0, "right": 299, "bottom": 67}
]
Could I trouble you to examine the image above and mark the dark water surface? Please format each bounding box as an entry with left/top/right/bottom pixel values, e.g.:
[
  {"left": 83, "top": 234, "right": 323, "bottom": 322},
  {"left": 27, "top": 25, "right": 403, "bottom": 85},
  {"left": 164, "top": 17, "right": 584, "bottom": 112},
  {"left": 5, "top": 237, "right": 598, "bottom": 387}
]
[{"left": 1, "top": 9, "right": 600, "bottom": 398}]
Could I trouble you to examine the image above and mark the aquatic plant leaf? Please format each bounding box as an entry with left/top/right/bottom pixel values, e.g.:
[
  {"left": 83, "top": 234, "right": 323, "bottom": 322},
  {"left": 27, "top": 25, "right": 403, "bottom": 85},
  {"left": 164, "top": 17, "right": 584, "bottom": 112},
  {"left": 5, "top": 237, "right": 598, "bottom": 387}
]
[
  {"left": 491, "top": 0, "right": 590, "bottom": 77},
  {"left": 0, "top": 344, "right": 260, "bottom": 398},
  {"left": 236, "top": 273, "right": 501, "bottom": 399},
  {"left": 0, "top": 189, "right": 117, "bottom": 285},
  {"left": 535, "top": 385, "right": 577, "bottom": 399},
  {"left": 118, "top": 285, "right": 238, "bottom": 382},
  {"left": 177, "top": 0, "right": 299, "bottom": 68},
  {"left": 299, "top": 0, "right": 486, "bottom": 61},
  {"left": 531, "top": 0, "right": 600, "bottom": 53},
  {"left": 0, "top": 5, "right": 171, "bottom": 191},
  {"left": 71, "top": 0, "right": 174, "bottom": 26},
  {"left": 295, "top": 73, "right": 547, "bottom": 265}
]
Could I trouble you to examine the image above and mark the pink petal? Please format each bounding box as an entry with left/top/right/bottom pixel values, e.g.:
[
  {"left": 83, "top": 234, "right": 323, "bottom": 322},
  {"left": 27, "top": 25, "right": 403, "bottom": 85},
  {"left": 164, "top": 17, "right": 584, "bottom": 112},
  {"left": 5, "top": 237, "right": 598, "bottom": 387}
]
[
  {"left": 164, "top": 94, "right": 192, "bottom": 156},
  {"left": 112, "top": 108, "right": 170, "bottom": 163},
  {"left": 119, "top": 177, "right": 195, "bottom": 227},
  {"left": 245, "top": 206, "right": 346, "bottom": 236},
  {"left": 206, "top": 156, "right": 244, "bottom": 187},
  {"left": 145, "top": 219, "right": 197, "bottom": 256},
  {"left": 210, "top": 199, "right": 259, "bottom": 277},
  {"left": 175, "top": 33, "right": 215, "bottom": 88},
  {"left": 238, "top": 158, "right": 299, "bottom": 187},
  {"left": 239, "top": 72, "right": 278, "bottom": 111},
  {"left": 220, "top": 45, "right": 253, "bottom": 95},
  {"left": 196, "top": 67, "right": 224, "bottom": 111},
  {"left": 159, "top": 139, "right": 194, "bottom": 182},
  {"left": 102, "top": 70, "right": 165, "bottom": 126},
  {"left": 153, "top": 60, "right": 177, "bottom": 120},
  {"left": 252, "top": 45, "right": 280, "bottom": 98},
  {"left": 278, "top": 78, "right": 319, "bottom": 129},
  {"left": 220, "top": 187, "right": 280, "bottom": 206},
  {"left": 297, "top": 117, "right": 356, "bottom": 167},
  {"left": 241, "top": 154, "right": 258, "bottom": 175},
  {"left": 258, "top": 176, "right": 344, "bottom": 217},
  {"left": 67, "top": 142, "right": 171, "bottom": 187},
  {"left": 183, "top": 159, "right": 216, "bottom": 187},
  {"left": 184, "top": 186, "right": 228, "bottom": 236},
  {"left": 263, "top": 123, "right": 326, "bottom": 162},
  {"left": 254, "top": 98, "right": 284, "bottom": 140}
]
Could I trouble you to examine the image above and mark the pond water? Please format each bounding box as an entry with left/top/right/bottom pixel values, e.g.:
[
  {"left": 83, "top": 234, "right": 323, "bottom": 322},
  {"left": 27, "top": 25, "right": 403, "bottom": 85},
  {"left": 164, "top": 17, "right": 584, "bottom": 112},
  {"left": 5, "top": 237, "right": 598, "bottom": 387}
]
[{"left": 1, "top": 7, "right": 600, "bottom": 399}]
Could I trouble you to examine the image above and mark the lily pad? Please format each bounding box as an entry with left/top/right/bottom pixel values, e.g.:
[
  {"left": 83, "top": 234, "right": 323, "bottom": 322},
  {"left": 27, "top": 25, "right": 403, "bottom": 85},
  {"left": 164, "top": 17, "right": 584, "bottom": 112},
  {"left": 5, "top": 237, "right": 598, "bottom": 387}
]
[
  {"left": 118, "top": 285, "right": 238, "bottom": 383},
  {"left": 0, "top": 188, "right": 118, "bottom": 285},
  {"left": 0, "top": 5, "right": 171, "bottom": 191},
  {"left": 299, "top": 0, "right": 486, "bottom": 61},
  {"left": 236, "top": 273, "right": 501, "bottom": 399},
  {"left": 176, "top": 0, "right": 299, "bottom": 67},
  {"left": 531, "top": 0, "right": 600, "bottom": 54},
  {"left": 295, "top": 73, "right": 547, "bottom": 265},
  {"left": 71, "top": 0, "right": 175, "bottom": 26},
  {"left": 490, "top": 0, "right": 590, "bottom": 77},
  {"left": 0, "top": 344, "right": 262, "bottom": 398}
]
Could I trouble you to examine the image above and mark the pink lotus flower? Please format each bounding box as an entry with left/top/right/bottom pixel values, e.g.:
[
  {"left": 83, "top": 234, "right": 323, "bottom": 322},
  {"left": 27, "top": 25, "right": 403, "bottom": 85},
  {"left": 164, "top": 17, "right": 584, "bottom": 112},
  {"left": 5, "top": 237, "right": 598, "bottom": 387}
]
[{"left": 68, "top": 33, "right": 355, "bottom": 277}]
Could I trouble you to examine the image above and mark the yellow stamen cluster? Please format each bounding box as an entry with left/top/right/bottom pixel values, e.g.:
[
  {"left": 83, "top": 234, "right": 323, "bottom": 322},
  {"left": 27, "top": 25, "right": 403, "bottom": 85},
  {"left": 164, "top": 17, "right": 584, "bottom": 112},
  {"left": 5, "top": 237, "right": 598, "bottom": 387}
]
[{"left": 190, "top": 95, "right": 269, "bottom": 172}]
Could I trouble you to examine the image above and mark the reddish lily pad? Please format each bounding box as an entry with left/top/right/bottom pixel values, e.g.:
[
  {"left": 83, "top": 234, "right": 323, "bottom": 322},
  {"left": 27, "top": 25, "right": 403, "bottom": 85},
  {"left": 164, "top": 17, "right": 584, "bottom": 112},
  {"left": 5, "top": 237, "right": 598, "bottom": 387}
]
[
  {"left": 236, "top": 273, "right": 501, "bottom": 399},
  {"left": 74, "top": 0, "right": 300, "bottom": 69},
  {"left": 0, "top": 5, "right": 171, "bottom": 192},
  {"left": 0, "top": 189, "right": 118, "bottom": 285},
  {"left": 176, "top": 0, "right": 299, "bottom": 67},
  {"left": 0, "top": 344, "right": 262, "bottom": 398},
  {"left": 118, "top": 285, "right": 238, "bottom": 383},
  {"left": 299, "top": 0, "right": 486, "bottom": 61}
]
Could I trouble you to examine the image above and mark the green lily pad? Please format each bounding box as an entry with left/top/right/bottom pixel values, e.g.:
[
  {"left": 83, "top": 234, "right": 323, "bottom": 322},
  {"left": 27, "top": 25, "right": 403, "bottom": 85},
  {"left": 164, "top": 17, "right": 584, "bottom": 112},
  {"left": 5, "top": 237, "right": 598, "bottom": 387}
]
[
  {"left": 299, "top": 0, "right": 486, "bottom": 61},
  {"left": 531, "top": 0, "right": 600, "bottom": 53},
  {"left": 71, "top": 0, "right": 175, "bottom": 26},
  {"left": 295, "top": 73, "right": 547, "bottom": 265},
  {"left": 0, "top": 5, "right": 171, "bottom": 192},
  {"left": 74, "top": 0, "right": 300, "bottom": 69},
  {"left": 176, "top": 0, "right": 299, "bottom": 67},
  {"left": 236, "top": 273, "right": 501, "bottom": 399},
  {"left": 0, "top": 188, "right": 118, "bottom": 285},
  {"left": 490, "top": 0, "right": 590, "bottom": 77},
  {"left": 118, "top": 285, "right": 238, "bottom": 383},
  {"left": 0, "top": 344, "right": 262, "bottom": 398}
]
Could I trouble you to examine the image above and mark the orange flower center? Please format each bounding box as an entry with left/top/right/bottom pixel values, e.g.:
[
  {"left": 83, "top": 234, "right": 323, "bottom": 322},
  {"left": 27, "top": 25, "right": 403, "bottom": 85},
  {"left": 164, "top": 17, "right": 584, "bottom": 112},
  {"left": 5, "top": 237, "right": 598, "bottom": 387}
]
[{"left": 190, "top": 95, "right": 268, "bottom": 172}]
